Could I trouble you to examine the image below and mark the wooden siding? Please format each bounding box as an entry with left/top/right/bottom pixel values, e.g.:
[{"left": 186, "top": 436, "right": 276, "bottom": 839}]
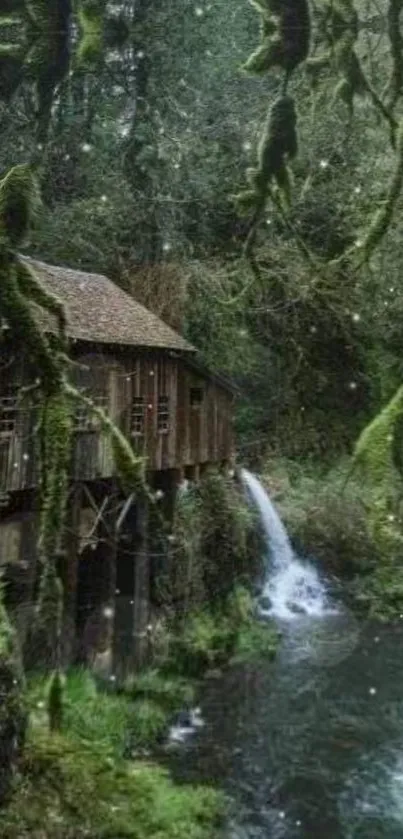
[{"left": 0, "top": 349, "right": 234, "bottom": 493}]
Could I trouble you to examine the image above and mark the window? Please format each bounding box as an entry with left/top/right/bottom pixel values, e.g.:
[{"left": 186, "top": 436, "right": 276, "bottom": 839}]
[
  {"left": 0, "top": 395, "right": 18, "bottom": 439},
  {"left": 157, "top": 395, "right": 169, "bottom": 433},
  {"left": 130, "top": 396, "right": 145, "bottom": 436},
  {"left": 190, "top": 387, "right": 204, "bottom": 407},
  {"left": 74, "top": 394, "right": 108, "bottom": 432}
]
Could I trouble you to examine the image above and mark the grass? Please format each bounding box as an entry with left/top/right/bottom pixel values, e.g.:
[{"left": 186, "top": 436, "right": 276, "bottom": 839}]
[
  {"left": 0, "top": 581, "right": 279, "bottom": 838},
  {"left": 0, "top": 669, "right": 225, "bottom": 839},
  {"left": 230, "top": 619, "right": 280, "bottom": 664},
  {"left": 0, "top": 728, "right": 224, "bottom": 839},
  {"left": 125, "top": 669, "right": 196, "bottom": 713}
]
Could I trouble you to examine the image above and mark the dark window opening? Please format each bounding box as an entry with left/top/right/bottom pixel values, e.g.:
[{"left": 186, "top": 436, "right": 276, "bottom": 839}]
[
  {"left": 130, "top": 396, "right": 145, "bottom": 436},
  {"left": 0, "top": 394, "right": 19, "bottom": 439},
  {"left": 190, "top": 387, "right": 204, "bottom": 407},
  {"left": 157, "top": 395, "right": 169, "bottom": 433}
]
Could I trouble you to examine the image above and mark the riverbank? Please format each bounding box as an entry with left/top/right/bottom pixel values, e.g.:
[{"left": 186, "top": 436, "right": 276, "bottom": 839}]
[{"left": 0, "top": 590, "right": 278, "bottom": 839}]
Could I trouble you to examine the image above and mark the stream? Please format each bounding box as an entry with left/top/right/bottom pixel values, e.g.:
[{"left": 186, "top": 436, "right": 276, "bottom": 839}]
[{"left": 165, "top": 472, "right": 403, "bottom": 838}]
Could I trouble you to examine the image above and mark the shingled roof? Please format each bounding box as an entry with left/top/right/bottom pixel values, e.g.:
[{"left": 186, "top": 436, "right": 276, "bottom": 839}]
[{"left": 22, "top": 256, "right": 195, "bottom": 354}]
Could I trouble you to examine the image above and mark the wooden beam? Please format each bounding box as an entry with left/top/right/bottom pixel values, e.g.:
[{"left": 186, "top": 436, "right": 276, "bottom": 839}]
[
  {"left": 132, "top": 498, "right": 150, "bottom": 671},
  {"left": 60, "top": 483, "right": 82, "bottom": 664}
]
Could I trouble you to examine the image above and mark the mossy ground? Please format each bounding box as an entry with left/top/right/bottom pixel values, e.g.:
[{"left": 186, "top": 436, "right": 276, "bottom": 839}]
[
  {"left": 0, "top": 669, "right": 224, "bottom": 839},
  {"left": 0, "top": 590, "right": 278, "bottom": 838},
  {"left": 0, "top": 728, "right": 223, "bottom": 839}
]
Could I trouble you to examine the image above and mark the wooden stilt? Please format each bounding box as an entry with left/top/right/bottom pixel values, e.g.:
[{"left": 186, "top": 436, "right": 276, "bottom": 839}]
[
  {"left": 59, "top": 484, "right": 82, "bottom": 664},
  {"left": 132, "top": 498, "right": 150, "bottom": 671}
]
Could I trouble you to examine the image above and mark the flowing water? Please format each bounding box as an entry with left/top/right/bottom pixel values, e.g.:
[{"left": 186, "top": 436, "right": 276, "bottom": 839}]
[
  {"left": 166, "top": 472, "right": 403, "bottom": 838},
  {"left": 240, "top": 469, "right": 331, "bottom": 620}
]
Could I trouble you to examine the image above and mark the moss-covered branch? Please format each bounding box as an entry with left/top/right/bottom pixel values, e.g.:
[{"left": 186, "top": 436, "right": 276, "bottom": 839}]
[
  {"left": 64, "top": 381, "right": 148, "bottom": 497},
  {"left": 357, "top": 119, "right": 403, "bottom": 263},
  {"left": 16, "top": 261, "right": 67, "bottom": 343}
]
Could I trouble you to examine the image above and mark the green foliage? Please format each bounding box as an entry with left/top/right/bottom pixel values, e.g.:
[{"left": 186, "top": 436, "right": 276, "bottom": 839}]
[
  {"left": 0, "top": 726, "right": 224, "bottom": 839},
  {"left": 385, "top": 0, "right": 403, "bottom": 110},
  {"left": 198, "top": 469, "right": 263, "bottom": 601},
  {"left": 267, "top": 458, "right": 378, "bottom": 577},
  {"left": 243, "top": 0, "right": 311, "bottom": 75},
  {"left": 264, "top": 455, "right": 403, "bottom": 619},
  {"left": 231, "top": 619, "right": 279, "bottom": 663},
  {"left": 126, "top": 669, "right": 195, "bottom": 715},
  {"left": 46, "top": 670, "right": 64, "bottom": 732},
  {"left": 76, "top": 1, "right": 104, "bottom": 68},
  {"left": 357, "top": 119, "right": 403, "bottom": 263},
  {"left": 128, "top": 699, "right": 167, "bottom": 750},
  {"left": 170, "top": 610, "right": 237, "bottom": 676},
  {"left": 166, "top": 587, "right": 278, "bottom": 677},
  {"left": 347, "top": 384, "right": 403, "bottom": 494},
  {"left": 5, "top": 667, "right": 224, "bottom": 837},
  {"left": 0, "top": 582, "right": 26, "bottom": 805},
  {"left": 0, "top": 164, "right": 40, "bottom": 245},
  {"left": 164, "top": 469, "right": 262, "bottom": 620},
  {"left": 237, "top": 95, "right": 298, "bottom": 214}
]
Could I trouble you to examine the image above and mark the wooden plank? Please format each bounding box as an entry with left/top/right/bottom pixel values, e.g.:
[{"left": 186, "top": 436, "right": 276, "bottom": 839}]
[{"left": 166, "top": 359, "right": 178, "bottom": 468}]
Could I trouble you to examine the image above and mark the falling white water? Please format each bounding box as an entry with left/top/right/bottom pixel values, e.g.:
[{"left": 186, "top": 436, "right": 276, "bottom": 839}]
[{"left": 240, "top": 469, "right": 331, "bottom": 620}]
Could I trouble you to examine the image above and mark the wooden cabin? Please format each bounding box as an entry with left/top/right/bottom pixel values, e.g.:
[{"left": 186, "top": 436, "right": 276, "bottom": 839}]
[{"left": 0, "top": 258, "right": 235, "bottom": 672}]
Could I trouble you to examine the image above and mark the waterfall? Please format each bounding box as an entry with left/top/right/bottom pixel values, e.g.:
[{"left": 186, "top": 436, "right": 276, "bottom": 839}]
[{"left": 241, "top": 469, "right": 332, "bottom": 620}]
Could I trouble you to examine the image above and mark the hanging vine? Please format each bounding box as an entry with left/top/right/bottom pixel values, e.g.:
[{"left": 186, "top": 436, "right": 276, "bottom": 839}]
[
  {"left": 236, "top": 0, "right": 311, "bottom": 277},
  {"left": 384, "top": 0, "right": 403, "bottom": 111},
  {"left": 307, "top": 0, "right": 396, "bottom": 138}
]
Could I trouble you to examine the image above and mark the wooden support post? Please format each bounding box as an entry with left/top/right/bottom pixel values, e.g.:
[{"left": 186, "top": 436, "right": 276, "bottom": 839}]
[
  {"left": 61, "top": 484, "right": 82, "bottom": 665},
  {"left": 100, "top": 491, "right": 119, "bottom": 679},
  {"left": 132, "top": 498, "right": 150, "bottom": 671}
]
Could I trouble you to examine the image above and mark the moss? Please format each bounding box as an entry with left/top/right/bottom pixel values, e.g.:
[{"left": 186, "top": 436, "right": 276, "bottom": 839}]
[
  {"left": 37, "top": 390, "right": 73, "bottom": 562},
  {"left": 31, "top": 391, "right": 73, "bottom": 669},
  {"left": 125, "top": 669, "right": 195, "bottom": 715},
  {"left": 3, "top": 669, "right": 225, "bottom": 838},
  {"left": 358, "top": 119, "right": 403, "bottom": 262},
  {"left": 165, "top": 588, "right": 277, "bottom": 678},
  {"left": 46, "top": 670, "right": 65, "bottom": 732},
  {"left": 308, "top": 0, "right": 396, "bottom": 133},
  {"left": 0, "top": 727, "right": 224, "bottom": 839},
  {"left": 385, "top": 0, "right": 403, "bottom": 111},
  {"left": 30, "top": 561, "right": 63, "bottom": 670},
  {"left": 0, "top": 164, "right": 40, "bottom": 245},
  {"left": 0, "top": 583, "right": 26, "bottom": 805},
  {"left": 236, "top": 95, "right": 298, "bottom": 216},
  {"left": 347, "top": 384, "right": 403, "bottom": 494},
  {"left": 243, "top": 0, "right": 310, "bottom": 75},
  {"left": 230, "top": 620, "right": 279, "bottom": 664},
  {"left": 76, "top": 1, "right": 104, "bottom": 68},
  {"left": 15, "top": 261, "right": 66, "bottom": 343}
]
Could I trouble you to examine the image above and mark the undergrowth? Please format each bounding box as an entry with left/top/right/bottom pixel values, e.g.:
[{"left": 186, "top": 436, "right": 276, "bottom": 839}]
[
  {"left": 0, "top": 728, "right": 223, "bottom": 839},
  {"left": 262, "top": 457, "right": 403, "bottom": 619},
  {"left": 0, "top": 669, "right": 224, "bottom": 839}
]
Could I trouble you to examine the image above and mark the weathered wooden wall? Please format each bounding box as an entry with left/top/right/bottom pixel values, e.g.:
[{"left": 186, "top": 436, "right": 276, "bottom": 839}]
[{"left": 0, "top": 347, "right": 234, "bottom": 493}]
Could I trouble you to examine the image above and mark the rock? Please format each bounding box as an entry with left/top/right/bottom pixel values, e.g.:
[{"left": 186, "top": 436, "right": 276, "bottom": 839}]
[
  {"left": 259, "top": 595, "right": 272, "bottom": 611},
  {"left": 285, "top": 601, "right": 306, "bottom": 615}
]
